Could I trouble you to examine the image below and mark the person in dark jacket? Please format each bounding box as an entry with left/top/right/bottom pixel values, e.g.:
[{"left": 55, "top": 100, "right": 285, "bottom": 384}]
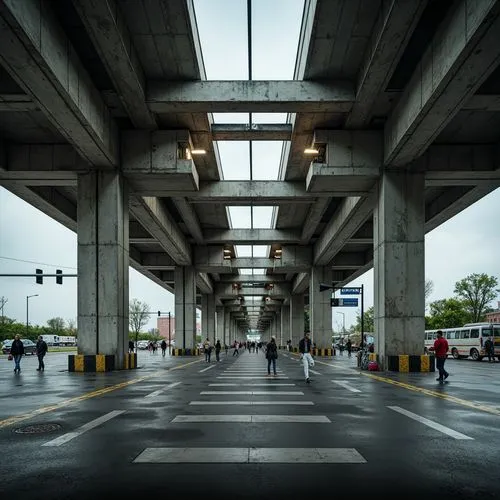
[
  {"left": 36, "top": 335, "right": 48, "bottom": 371},
  {"left": 10, "top": 334, "right": 24, "bottom": 373},
  {"left": 215, "top": 339, "right": 222, "bottom": 362},
  {"left": 299, "top": 332, "right": 315, "bottom": 383},
  {"left": 160, "top": 339, "right": 167, "bottom": 357},
  {"left": 265, "top": 336, "right": 278, "bottom": 376}
]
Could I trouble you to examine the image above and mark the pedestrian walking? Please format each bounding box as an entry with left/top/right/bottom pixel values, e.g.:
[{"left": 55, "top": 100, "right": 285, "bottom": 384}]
[
  {"left": 160, "top": 339, "right": 167, "bottom": 357},
  {"left": 265, "top": 336, "right": 278, "bottom": 376},
  {"left": 36, "top": 335, "right": 48, "bottom": 371},
  {"left": 215, "top": 339, "right": 221, "bottom": 362},
  {"left": 224, "top": 343, "right": 229, "bottom": 356},
  {"left": 128, "top": 340, "right": 135, "bottom": 353},
  {"left": 233, "top": 341, "right": 239, "bottom": 356},
  {"left": 203, "top": 337, "right": 212, "bottom": 362},
  {"left": 484, "top": 337, "right": 495, "bottom": 362},
  {"left": 346, "top": 339, "right": 352, "bottom": 358},
  {"left": 10, "top": 334, "right": 24, "bottom": 374},
  {"left": 434, "top": 330, "right": 449, "bottom": 382},
  {"left": 298, "top": 332, "right": 315, "bottom": 383}
]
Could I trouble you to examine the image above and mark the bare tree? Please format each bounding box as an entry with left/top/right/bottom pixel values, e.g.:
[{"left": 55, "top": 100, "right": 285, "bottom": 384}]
[
  {"left": 47, "top": 317, "right": 65, "bottom": 332},
  {"left": 425, "top": 279, "right": 434, "bottom": 301},
  {"left": 129, "top": 299, "right": 151, "bottom": 348}
]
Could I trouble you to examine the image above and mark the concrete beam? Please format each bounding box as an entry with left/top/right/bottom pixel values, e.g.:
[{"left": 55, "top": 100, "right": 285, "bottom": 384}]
[
  {"left": 211, "top": 123, "right": 292, "bottom": 141},
  {"left": 129, "top": 196, "right": 191, "bottom": 265},
  {"left": 0, "top": 0, "right": 118, "bottom": 167},
  {"left": 385, "top": 0, "right": 500, "bottom": 165},
  {"left": 186, "top": 181, "right": 315, "bottom": 204},
  {"left": 218, "top": 274, "right": 285, "bottom": 284},
  {"left": 0, "top": 93, "right": 37, "bottom": 111},
  {"left": 196, "top": 272, "right": 213, "bottom": 295},
  {"left": 346, "top": 0, "right": 426, "bottom": 128},
  {"left": 314, "top": 192, "right": 377, "bottom": 265},
  {"left": 306, "top": 164, "right": 379, "bottom": 194},
  {"left": 292, "top": 272, "right": 309, "bottom": 294},
  {"left": 331, "top": 252, "right": 368, "bottom": 270},
  {"left": 462, "top": 93, "right": 500, "bottom": 111},
  {"left": 0, "top": 144, "right": 89, "bottom": 186},
  {"left": 215, "top": 283, "right": 291, "bottom": 299},
  {"left": 194, "top": 246, "right": 311, "bottom": 273},
  {"left": 147, "top": 80, "right": 355, "bottom": 113},
  {"left": 140, "top": 253, "right": 176, "bottom": 270},
  {"left": 425, "top": 184, "right": 499, "bottom": 233},
  {"left": 172, "top": 197, "right": 204, "bottom": 243},
  {"left": 122, "top": 130, "right": 199, "bottom": 193},
  {"left": 204, "top": 229, "right": 301, "bottom": 245},
  {"left": 72, "top": 0, "right": 156, "bottom": 129}
]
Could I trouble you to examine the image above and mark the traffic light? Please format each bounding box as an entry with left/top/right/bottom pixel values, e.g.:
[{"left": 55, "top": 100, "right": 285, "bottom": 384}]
[
  {"left": 56, "top": 269, "right": 63, "bottom": 285},
  {"left": 158, "top": 310, "right": 161, "bottom": 317},
  {"left": 35, "top": 269, "right": 43, "bottom": 285}
]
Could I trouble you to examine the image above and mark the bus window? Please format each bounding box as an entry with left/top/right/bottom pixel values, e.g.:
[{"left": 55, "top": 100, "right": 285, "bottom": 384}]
[
  {"left": 482, "top": 327, "right": 493, "bottom": 337},
  {"left": 462, "top": 329, "right": 470, "bottom": 339},
  {"left": 447, "top": 331, "right": 456, "bottom": 339},
  {"left": 494, "top": 327, "right": 500, "bottom": 337},
  {"left": 470, "top": 329, "right": 479, "bottom": 338}
]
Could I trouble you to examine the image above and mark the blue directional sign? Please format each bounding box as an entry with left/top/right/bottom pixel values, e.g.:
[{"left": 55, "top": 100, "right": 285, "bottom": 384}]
[
  {"left": 331, "top": 298, "right": 359, "bottom": 307},
  {"left": 340, "top": 287, "right": 361, "bottom": 295}
]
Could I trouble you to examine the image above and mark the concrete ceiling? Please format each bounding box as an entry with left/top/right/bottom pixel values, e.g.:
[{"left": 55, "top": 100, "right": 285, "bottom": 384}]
[{"left": 1, "top": 0, "right": 500, "bottom": 331}]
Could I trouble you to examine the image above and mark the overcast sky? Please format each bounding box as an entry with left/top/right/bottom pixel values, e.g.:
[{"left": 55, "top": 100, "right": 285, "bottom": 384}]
[{"left": 1, "top": 0, "right": 499, "bottom": 334}]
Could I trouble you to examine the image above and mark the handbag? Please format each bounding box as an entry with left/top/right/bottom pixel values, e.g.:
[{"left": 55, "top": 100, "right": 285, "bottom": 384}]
[{"left": 8, "top": 354, "right": 13, "bottom": 361}]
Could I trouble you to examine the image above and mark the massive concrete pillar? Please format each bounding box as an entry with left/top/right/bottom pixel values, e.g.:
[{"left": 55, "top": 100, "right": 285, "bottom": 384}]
[
  {"left": 374, "top": 170, "right": 425, "bottom": 370},
  {"left": 281, "top": 304, "right": 290, "bottom": 347},
  {"left": 290, "top": 294, "right": 304, "bottom": 347},
  {"left": 216, "top": 306, "right": 224, "bottom": 344},
  {"left": 201, "top": 294, "right": 216, "bottom": 343},
  {"left": 77, "top": 172, "right": 129, "bottom": 369},
  {"left": 309, "top": 267, "right": 333, "bottom": 348},
  {"left": 174, "top": 266, "right": 197, "bottom": 350},
  {"left": 224, "top": 308, "right": 231, "bottom": 345},
  {"left": 275, "top": 310, "right": 281, "bottom": 344}
]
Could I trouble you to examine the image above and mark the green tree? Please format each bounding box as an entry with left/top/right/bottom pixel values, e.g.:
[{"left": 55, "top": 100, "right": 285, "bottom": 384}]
[
  {"left": 129, "top": 299, "right": 151, "bottom": 347},
  {"left": 454, "top": 273, "right": 499, "bottom": 322},
  {"left": 47, "top": 317, "right": 65, "bottom": 333},
  {"left": 352, "top": 306, "right": 374, "bottom": 333},
  {"left": 426, "top": 298, "right": 471, "bottom": 329}
]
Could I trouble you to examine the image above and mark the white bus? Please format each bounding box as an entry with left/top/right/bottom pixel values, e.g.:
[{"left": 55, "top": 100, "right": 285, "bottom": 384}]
[{"left": 424, "top": 323, "right": 500, "bottom": 361}]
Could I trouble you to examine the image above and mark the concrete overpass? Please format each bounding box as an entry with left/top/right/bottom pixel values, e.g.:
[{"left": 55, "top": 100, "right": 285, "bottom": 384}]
[{"left": 0, "top": 0, "right": 499, "bottom": 369}]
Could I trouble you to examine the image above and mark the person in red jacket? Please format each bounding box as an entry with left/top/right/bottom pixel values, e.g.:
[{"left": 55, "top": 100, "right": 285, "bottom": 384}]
[{"left": 434, "top": 330, "right": 449, "bottom": 382}]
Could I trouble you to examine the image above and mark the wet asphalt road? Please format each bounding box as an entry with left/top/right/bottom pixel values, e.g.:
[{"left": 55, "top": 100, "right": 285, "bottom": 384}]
[{"left": 1, "top": 349, "right": 500, "bottom": 500}]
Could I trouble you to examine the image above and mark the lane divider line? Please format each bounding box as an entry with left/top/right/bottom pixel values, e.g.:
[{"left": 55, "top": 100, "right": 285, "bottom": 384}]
[
  {"left": 42, "top": 410, "right": 125, "bottom": 447},
  {"left": 387, "top": 406, "right": 473, "bottom": 440},
  {"left": 144, "top": 381, "right": 182, "bottom": 398},
  {"left": 363, "top": 372, "right": 500, "bottom": 416},
  {"left": 199, "top": 364, "right": 216, "bottom": 373},
  {"left": 332, "top": 380, "right": 361, "bottom": 393},
  {"left": 0, "top": 358, "right": 202, "bottom": 429}
]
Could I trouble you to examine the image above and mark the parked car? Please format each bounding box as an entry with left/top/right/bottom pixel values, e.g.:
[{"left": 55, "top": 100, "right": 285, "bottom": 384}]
[{"left": 2, "top": 339, "right": 37, "bottom": 355}]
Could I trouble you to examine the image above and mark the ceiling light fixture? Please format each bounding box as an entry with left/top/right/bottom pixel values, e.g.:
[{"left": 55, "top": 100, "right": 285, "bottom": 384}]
[
  {"left": 190, "top": 149, "right": 206, "bottom": 155},
  {"left": 304, "top": 147, "right": 319, "bottom": 155}
]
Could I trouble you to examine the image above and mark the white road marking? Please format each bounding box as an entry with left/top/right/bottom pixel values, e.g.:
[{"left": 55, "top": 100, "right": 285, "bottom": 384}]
[
  {"left": 309, "top": 369, "right": 321, "bottom": 375},
  {"left": 144, "top": 381, "right": 181, "bottom": 398},
  {"left": 387, "top": 406, "right": 474, "bottom": 440},
  {"left": 217, "top": 376, "right": 289, "bottom": 379},
  {"left": 200, "top": 391, "right": 304, "bottom": 395},
  {"left": 171, "top": 415, "right": 330, "bottom": 423},
  {"left": 332, "top": 380, "right": 361, "bottom": 393},
  {"left": 199, "top": 365, "right": 216, "bottom": 373},
  {"left": 133, "top": 447, "right": 366, "bottom": 463},
  {"left": 42, "top": 410, "right": 125, "bottom": 447},
  {"left": 209, "top": 383, "right": 296, "bottom": 387},
  {"left": 189, "top": 401, "right": 314, "bottom": 405}
]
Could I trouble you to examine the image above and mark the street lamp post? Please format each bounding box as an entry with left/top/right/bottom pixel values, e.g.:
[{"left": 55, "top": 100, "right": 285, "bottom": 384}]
[
  {"left": 336, "top": 311, "right": 345, "bottom": 335},
  {"left": 26, "top": 294, "right": 39, "bottom": 337}
]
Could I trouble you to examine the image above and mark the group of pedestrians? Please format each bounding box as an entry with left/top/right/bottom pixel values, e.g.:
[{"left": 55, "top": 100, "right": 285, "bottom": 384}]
[{"left": 9, "top": 334, "right": 48, "bottom": 373}]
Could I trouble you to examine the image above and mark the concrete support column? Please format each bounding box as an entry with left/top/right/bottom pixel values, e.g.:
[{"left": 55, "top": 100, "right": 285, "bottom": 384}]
[
  {"left": 374, "top": 170, "right": 425, "bottom": 369},
  {"left": 224, "top": 308, "right": 231, "bottom": 345},
  {"left": 309, "top": 267, "right": 333, "bottom": 348},
  {"left": 290, "top": 294, "right": 304, "bottom": 348},
  {"left": 77, "top": 171, "right": 129, "bottom": 369},
  {"left": 174, "top": 266, "right": 197, "bottom": 350},
  {"left": 275, "top": 310, "right": 281, "bottom": 343},
  {"left": 281, "top": 304, "right": 290, "bottom": 347},
  {"left": 216, "top": 306, "right": 224, "bottom": 344},
  {"left": 201, "top": 294, "right": 216, "bottom": 343}
]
